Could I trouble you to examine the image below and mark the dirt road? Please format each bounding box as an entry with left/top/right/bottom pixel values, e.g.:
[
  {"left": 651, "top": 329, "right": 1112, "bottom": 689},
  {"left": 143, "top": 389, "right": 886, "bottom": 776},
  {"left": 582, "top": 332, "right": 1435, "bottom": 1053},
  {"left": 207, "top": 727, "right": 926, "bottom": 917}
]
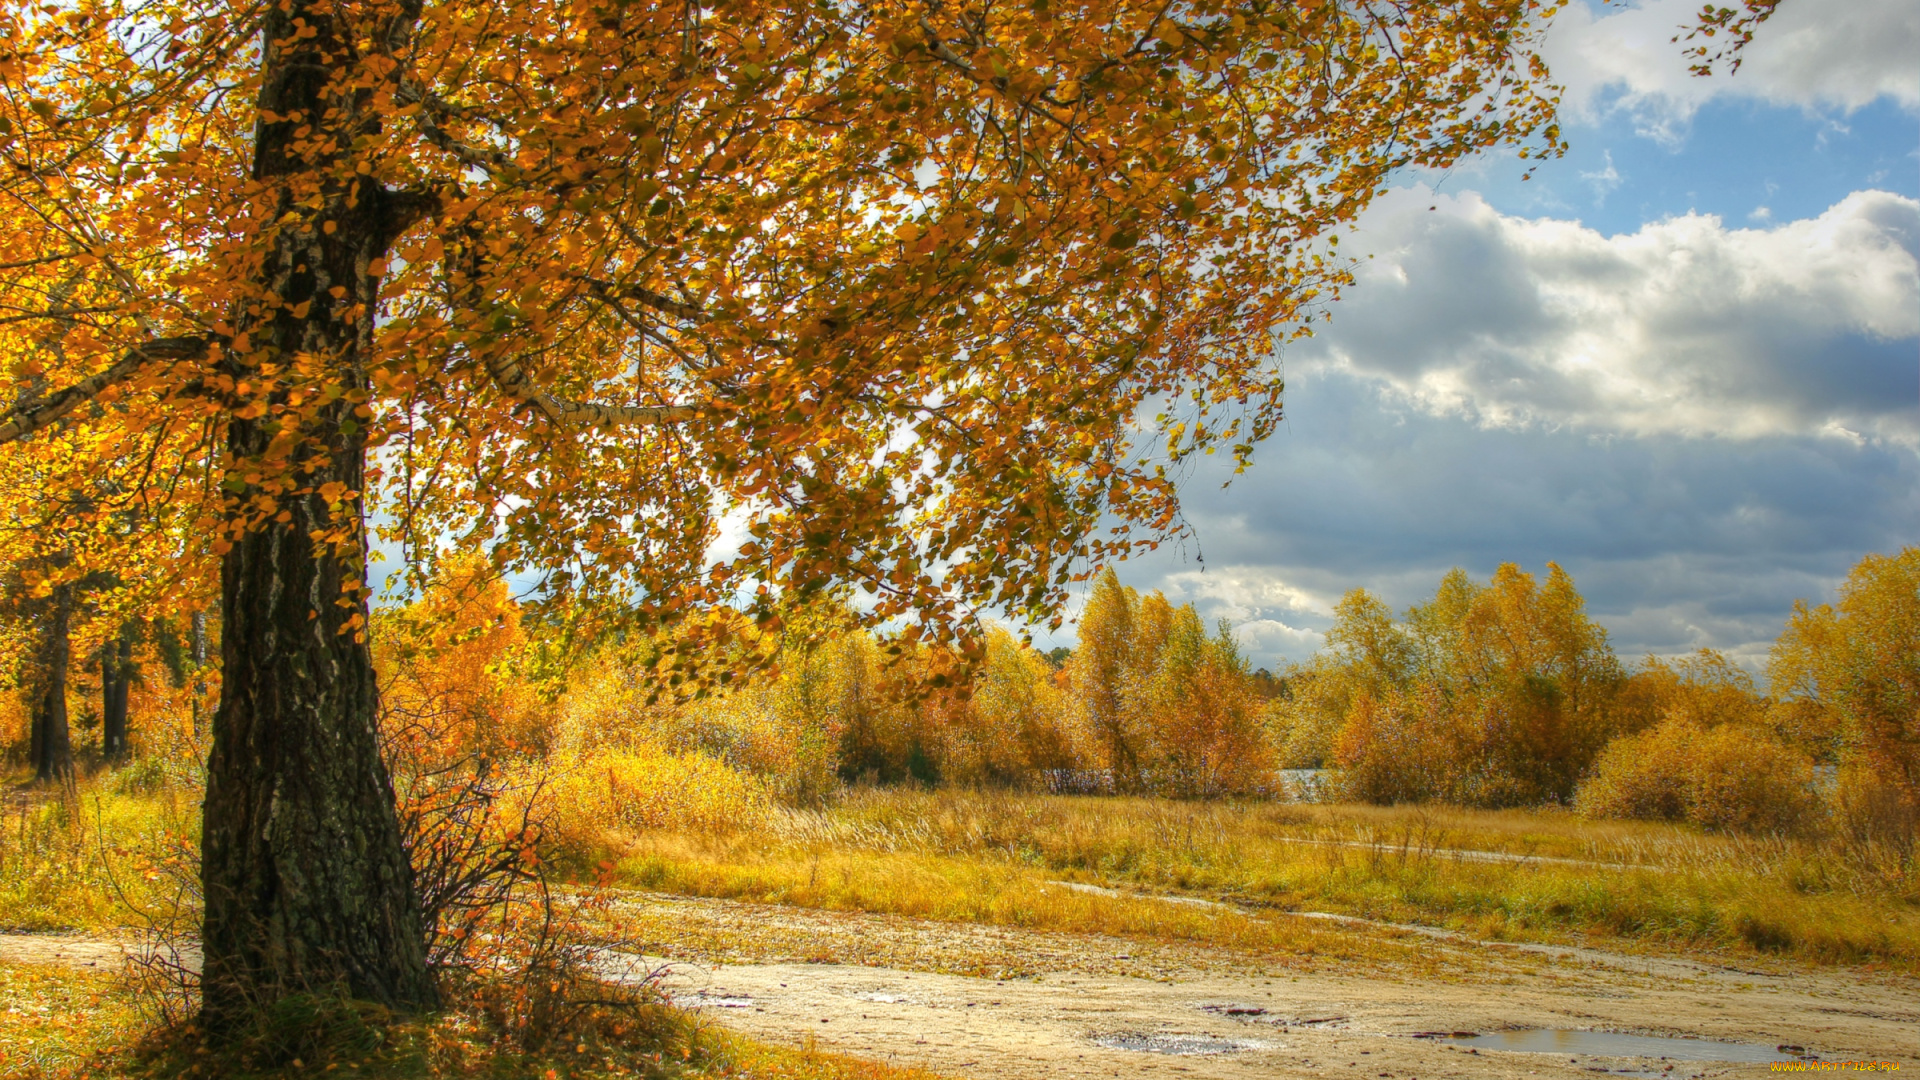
[
  {"left": 618, "top": 893, "right": 1915, "bottom": 1080},
  {"left": 6, "top": 891, "right": 1915, "bottom": 1080}
]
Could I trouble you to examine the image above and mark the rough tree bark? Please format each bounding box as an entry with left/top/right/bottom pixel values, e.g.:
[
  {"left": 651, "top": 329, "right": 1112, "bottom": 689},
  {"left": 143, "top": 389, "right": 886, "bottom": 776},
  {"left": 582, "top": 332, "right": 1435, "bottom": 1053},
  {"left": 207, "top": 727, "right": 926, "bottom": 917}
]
[
  {"left": 197, "top": 0, "right": 437, "bottom": 1027},
  {"left": 30, "top": 586, "right": 73, "bottom": 783},
  {"left": 190, "top": 610, "right": 207, "bottom": 735},
  {"left": 101, "top": 623, "right": 131, "bottom": 761}
]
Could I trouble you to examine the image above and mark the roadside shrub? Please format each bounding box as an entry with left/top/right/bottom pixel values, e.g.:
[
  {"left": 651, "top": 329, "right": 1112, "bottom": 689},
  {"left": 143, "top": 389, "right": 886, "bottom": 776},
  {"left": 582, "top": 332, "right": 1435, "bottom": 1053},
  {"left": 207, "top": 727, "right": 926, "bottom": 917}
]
[
  {"left": 1329, "top": 686, "right": 1451, "bottom": 804},
  {"left": 1576, "top": 718, "right": 1819, "bottom": 834},
  {"left": 1769, "top": 546, "right": 1920, "bottom": 803},
  {"left": 1825, "top": 766, "right": 1919, "bottom": 894},
  {"left": 545, "top": 744, "right": 772, "bottom": 844},
  {"left": 1264, "top": 659, "right": 1352, "bottom": 769},
  {"left": 1573, "top": 722, "right": 1689, "bottom": 823},
  {"left": 1689, "top": 723, "right": 1820, "bottom": 832}
]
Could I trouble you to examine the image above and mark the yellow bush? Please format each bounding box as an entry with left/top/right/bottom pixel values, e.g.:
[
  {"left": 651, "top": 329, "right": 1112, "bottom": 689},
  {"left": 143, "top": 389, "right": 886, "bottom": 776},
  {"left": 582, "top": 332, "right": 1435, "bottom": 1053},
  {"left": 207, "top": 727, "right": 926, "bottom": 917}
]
[
  {"left": 1769, "top": 546, "right": 1920, "bottom": 803},
  {"left": 544, "top": 745, "right": 772, "bottom": 844},
  {"left": 1576, "top": 718, "right": 1819, "bottom": 834},
  {"left": 1825, "top": 766, "right": 1919, "bottom": 892},
  {"left": 1573, "top": 722, "right": 1689, "bottom": 823},
  {"left": 1330, "top": 685, "right": 1457, "bottom": 805},
  {"left": 1688, "top": 723, "right": 1820, "bottom": 833},
  {"left": 1265, "top": 659, "right": 1354, "bottom": 769}
]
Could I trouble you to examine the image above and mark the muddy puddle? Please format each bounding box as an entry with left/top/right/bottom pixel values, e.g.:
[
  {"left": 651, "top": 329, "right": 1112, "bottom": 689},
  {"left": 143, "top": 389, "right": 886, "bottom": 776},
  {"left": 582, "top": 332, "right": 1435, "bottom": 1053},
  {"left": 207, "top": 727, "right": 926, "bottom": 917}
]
[
  {"left": 1092, "top": 1033, "right": 1266, "bottom": 1055},
  {"left": 1449, "top": 1028, "right": 1801, "bottom": 1064}
]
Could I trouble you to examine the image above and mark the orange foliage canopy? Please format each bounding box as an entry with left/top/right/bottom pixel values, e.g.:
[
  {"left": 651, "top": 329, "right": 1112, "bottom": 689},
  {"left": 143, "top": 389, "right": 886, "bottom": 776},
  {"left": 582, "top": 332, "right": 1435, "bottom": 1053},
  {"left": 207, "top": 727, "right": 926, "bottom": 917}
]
[
  {"left": 1309, "top": 562, "right": 1624, "bottom": 807},
  {"left": 378, "top": 553, "right": 545, "bottom": 758},
  {"left": 0, "top": 0, "right": 1565, "bottom": 634},
  {"left": 1069, "top": 568, "right": 1267, "bottom": 795},
  {"left": 0, "top": 4, "right": 1577, "bottom": 1010},
  {"left": 1771, "top": 547, "right": 1920, "bottom": 804}
]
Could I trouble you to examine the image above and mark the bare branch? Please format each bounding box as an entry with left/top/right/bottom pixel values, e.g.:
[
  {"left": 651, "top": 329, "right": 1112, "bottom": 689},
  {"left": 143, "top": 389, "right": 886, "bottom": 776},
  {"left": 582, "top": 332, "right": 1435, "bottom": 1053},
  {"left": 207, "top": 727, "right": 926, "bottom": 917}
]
[
  {"left": 583, "top": 277, "right": 709, "bottom": 324},
  {"left": 396, "top": 81, "right": 514, "bottom": 173},
  {"left": 481, "top": 351, "right": 697, "bottom": 427},
  {"left": 0, "top": 336, "right": 207, "bottom": 445},
  {"left": 582, "top": 285, "right": 709, "bottom": 371},
  {"left": 0, "top": 250, "right": 90, "bottom": 273},
  {"left": 379, "top": 185, "right": 443, "bottom": 249}
]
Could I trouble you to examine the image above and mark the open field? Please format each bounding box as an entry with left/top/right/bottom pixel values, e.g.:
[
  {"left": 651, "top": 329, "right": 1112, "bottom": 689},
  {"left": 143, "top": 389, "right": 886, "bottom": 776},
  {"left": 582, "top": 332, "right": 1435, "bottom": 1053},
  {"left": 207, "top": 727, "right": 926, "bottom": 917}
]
[
  {"left": 7, "top": 887, "right": 1918, "bottom": 1080},
  {"left": 626, "top": 891, "right": 1920, "bottom": 1080},
  {"left": 14, "top": 783, "right": 1917, "bottom": 971},
  {"left": 598, "top": 788, "right": 1920, "bottom": 970},
  {"left": 4, "top": 775, "right": 1916, "bottom": 1079}
]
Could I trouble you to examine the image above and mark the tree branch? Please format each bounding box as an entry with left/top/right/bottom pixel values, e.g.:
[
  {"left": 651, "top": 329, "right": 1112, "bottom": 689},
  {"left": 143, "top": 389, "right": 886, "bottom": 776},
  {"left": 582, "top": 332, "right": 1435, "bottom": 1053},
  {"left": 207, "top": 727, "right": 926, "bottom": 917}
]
[
  {"left": 481, "top": 351, "right": 697, "bottom": 427},
  {"left": 0, "top": 336, "right": 208, "bottom": 445},
  {"left": 583, "top": 277, "right": 709, "bottom": 324},
  {"left": 397, "top": 81, "right": 514, "bottom": 174},
  {"left": 1676, "top": 0, "right": 1781, "bottom": 76},
  {"left": 582, "top": 286, "right": 711, "bottom": 371},
  {"left": 380, "top": 186, "right": 443, "bottom": 249}
]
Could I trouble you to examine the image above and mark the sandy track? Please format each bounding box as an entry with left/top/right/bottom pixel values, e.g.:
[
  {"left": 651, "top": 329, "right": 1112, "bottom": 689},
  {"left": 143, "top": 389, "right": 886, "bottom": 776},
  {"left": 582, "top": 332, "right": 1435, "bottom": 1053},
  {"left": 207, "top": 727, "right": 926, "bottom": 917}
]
[
  {"left": 623, "top": 897, "right": 1916, "bottom": 1080},
  {"left": 614, "top": 892, "right": 1920, "bottom": 1079},
  {"left": 0, "top": 934, "right": 130, "bottom": 970},
  {"left": 6, "top": 892, "right": 1915, "bottom": 1080}
]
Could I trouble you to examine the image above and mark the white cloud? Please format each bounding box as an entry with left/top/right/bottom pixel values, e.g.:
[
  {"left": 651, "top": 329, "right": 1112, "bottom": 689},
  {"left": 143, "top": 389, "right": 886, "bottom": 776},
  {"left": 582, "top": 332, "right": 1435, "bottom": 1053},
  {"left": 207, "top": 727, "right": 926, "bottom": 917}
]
[
  {"left": 1230, "top": 618, "right": 1326, "bottom": 664},
  {"left": 1542, "top": 0, "right": 1919, "bottom": 131},
  {"left": 1159, "top": 567, "right": 1330, "bottom": 620},
  {"left": 1299, "top": 186, "right": 1920, "bottom": 445},
  {"left": 1092, "top": 375, "right": 1918, "bottom": 670},
  {"left": 1580, "top": 150, "right": 1624, "bottom": 205}
]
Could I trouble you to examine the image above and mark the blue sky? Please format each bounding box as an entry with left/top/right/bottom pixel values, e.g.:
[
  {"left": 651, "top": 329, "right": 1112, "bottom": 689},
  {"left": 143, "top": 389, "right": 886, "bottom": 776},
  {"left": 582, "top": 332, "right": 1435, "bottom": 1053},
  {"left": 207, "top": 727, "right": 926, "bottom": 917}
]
[{"left": 1045, "top": 0, "right": 1920, "bottom": 672}]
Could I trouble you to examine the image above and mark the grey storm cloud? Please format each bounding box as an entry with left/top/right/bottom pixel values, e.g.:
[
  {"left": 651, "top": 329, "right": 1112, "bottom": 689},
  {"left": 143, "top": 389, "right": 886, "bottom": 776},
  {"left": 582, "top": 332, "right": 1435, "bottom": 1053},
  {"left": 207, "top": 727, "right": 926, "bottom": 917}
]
[
  {"left": 1293, "top": 187, "right": 1919, "bottom": 445},
  {"left": 1052, "top": 187, "right": 1920, "bottom": 674}
]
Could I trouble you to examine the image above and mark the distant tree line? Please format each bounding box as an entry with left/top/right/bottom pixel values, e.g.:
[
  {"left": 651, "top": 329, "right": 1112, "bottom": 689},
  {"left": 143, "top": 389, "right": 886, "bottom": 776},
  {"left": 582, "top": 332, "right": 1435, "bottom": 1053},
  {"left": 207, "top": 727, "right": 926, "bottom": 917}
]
[
  {"left": 10, "top": 549, "right": 1914, "bottom": 848},
  {"left": 1269, "top": 549, "right": 1917, "bottom": 835}
]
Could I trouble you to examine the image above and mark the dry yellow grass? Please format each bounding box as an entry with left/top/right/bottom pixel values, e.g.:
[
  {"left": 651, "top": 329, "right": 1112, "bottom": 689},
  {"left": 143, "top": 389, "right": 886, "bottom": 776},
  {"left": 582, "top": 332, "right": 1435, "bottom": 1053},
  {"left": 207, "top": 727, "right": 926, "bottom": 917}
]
[
  {"left": 541, "top": 744, "right": 776, "bottom": 842},
  {"left": 0, "top": 957, "right": 953, "bottom": 1080},
  {"left": 599, "top": 788, "right": 1920, "bottom": 969},
  {"left": 610, "top": 833, "right": 1441, "bottom": 974},
  {"left": 0, "top": 779, "right": 197, "bottom": 933},
  {"left": 9, "top": 763, "right": 1915, "bottom": 999}
]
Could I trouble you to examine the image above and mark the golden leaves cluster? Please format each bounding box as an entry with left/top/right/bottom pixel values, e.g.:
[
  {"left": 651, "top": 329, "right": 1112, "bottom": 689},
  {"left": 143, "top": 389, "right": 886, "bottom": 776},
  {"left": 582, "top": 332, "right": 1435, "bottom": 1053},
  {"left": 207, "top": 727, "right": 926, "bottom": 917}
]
[{"left": 1, "top": 0, "right": 1565, "bottom": 638}]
